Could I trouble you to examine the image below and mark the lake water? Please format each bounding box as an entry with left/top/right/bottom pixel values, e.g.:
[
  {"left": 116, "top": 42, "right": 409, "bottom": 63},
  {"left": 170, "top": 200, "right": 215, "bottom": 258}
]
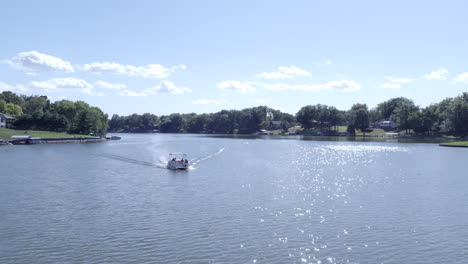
[{"left": 0, "top": 134, "right": 467, "bottom": 264}]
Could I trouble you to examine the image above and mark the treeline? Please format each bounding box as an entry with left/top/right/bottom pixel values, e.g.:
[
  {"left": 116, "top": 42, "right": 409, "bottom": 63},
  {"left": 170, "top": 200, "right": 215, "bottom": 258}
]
[
  {"left": 109, "top": 93, "right": 468, "bottom": 137},
  {"left": 2, "top": 90, "right": 468, "bottom": 138},
  {"left": 0, "top": 91, "right": 108, "bottom": 136},
  {"left": 296, "top": 94, "right": 468, "bottom": 137},
  {"left": 109, "top": 106, "right": 295, "bottom": 134}
]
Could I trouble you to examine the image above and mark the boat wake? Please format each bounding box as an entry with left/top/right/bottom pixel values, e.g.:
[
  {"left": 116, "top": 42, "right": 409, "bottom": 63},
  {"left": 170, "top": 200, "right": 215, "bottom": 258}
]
[
  {"left": 98, "top": 148, "right": 225, "bottom": 170},
  {"left": 189, "top": 148, "right": 224, "bottom": 169},
  {"left": 98, "top": 153, "right": 162, "bottom": 168}
]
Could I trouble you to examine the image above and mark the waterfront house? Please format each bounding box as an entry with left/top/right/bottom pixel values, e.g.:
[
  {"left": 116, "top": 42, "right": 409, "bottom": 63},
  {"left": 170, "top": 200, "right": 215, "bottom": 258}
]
[
  {"left": 379, "top": 120, "right": 397, "bottom": 131},
  {"left": 270, "top": 121, "right": 283, "bottom": 130},
  {"left": 0, "top": 113, "right": 16, "bottom": 128}
]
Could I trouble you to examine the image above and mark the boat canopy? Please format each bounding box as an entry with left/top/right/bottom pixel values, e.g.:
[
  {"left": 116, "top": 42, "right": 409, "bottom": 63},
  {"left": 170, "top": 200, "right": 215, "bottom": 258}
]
[
  {"left": 10, "top": 135, "right": 32, "bottom": 139},
  {"left": 169, "top": 152, "right": 186, "bottom": 155}
]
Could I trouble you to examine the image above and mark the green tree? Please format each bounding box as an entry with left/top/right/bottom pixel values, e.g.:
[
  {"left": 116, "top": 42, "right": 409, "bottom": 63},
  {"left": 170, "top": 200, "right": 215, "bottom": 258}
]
[
  {"left": 349, "top": 104, "right": 369, "bottom": 136},
  {"left": 160, "top": 113, "right": 183, "bottom": 133},
  {"left": 377, "top": 97, "right": 413, "bottom": 120},
  {"left": 447, "top": 93, "right": 468, "bottom": 137},
  {"left": 5, "top": 103, "right": 23, "bottom": 117},
  {"left": 390, "top": 100, "right": 418, "bottom": 133},
  {"left": 0, "top": 99, "right": 23, "bottom": 116},
  {"left": 0, "top": 91, "right": 25, "bottom": 106},
  {"left": 23, "top": 96, "right": 49, "bottom": 115}
]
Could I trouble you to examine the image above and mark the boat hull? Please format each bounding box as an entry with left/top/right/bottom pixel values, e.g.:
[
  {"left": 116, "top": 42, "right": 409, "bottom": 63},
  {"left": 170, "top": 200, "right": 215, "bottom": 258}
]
[{"left": 167, "top": 161, "right": 189, "bottom": 170}]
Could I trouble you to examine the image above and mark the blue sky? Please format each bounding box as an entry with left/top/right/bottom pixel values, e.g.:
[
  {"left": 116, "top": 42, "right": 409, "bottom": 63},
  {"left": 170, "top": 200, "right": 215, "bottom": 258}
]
[{"left": 1, "top": 0, "right": 468, "bottom": 116}]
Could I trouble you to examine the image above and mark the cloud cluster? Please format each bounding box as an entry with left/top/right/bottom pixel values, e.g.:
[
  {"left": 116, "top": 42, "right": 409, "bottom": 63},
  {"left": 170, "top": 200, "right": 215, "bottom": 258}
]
[
  {"left": 94, "top": 80, "right": 127, "bottom": 90},
  {"left": 217, "top": 79, "right": 360, "bottom": 93},
  {"left": 8, "top": 51, "right": 74, "bottom": 73},
  {"left": 81, "top": 62, "right": 186, "bottom": 78},
  {"left": 29, "top": 78, "right": 101, "bottom": 95},
  {"left": 217, "top": 80, "right": 259, "bottom": 93},
  {"left": 455, "top": 72, "right": 468, "bottom": 84},
  {"left": 7, "top": 51, "right": 186, "bottom": 80},
  {"left": 118, "top": 81, "right": 191, "bottom": 97},
  {"left": 0, "top": 81, "right": 28, "bottom": 93},
  {"left": 3, "top": 50, "right": 192, "bottom": 97},
  {"left": 257, "top": 66, "right": 312, "bottom": 79},
  {"left": 262, "top": 80, "right": 360, "bottom": 92},
  {"left": 145, "top": 80, "right": 192, "bottom": 95},
  {"left": 423, "top": 69, "right": 448, "bottom": 80},
  {"left": 384, "top": 76, "right": 415, "bottom": 83}
]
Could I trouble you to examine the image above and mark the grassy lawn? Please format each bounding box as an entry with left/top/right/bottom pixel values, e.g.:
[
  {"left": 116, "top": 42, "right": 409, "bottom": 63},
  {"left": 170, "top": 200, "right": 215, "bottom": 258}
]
[
  {"left": 0, "top": 128, "right": 84, "bottom": 141},
  {"left": 439, "top": 141, "right": 468, "bottom": 147},
  {"left": 332, "top": 126, "right": 395, "bottom": 137}
]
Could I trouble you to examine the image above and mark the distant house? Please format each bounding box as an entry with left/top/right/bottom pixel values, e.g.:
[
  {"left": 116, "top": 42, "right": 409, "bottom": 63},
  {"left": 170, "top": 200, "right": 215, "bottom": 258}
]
[
  {"left": 379, "top": 120, "right": 397, "bottom": 131},
  {"left": 0, "top": 113, "right": 16, "bottom": 128},
  {"left": 270, "top": 121, "right": 283, "bottom": 130}
]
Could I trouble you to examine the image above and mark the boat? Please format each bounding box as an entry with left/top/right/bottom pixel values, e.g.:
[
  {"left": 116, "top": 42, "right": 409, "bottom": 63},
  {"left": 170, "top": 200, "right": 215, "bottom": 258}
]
[
  {"left": 106, "top": 136, "right": 122, "bottom": 140},
  {"left": 167, "top": 153, "right": 189, "bottom": 170}
]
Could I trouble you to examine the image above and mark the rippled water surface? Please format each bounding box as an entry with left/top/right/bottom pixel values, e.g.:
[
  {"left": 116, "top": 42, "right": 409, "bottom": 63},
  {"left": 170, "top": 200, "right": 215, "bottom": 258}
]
[{"left": 1, "top": 134, "right": 467, "bottom": 263}]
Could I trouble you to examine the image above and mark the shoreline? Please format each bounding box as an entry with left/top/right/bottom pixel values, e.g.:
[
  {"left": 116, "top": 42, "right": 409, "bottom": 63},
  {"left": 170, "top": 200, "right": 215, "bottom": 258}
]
[{"left": 110, "top": 132, "right": 461, "bottom": 145}]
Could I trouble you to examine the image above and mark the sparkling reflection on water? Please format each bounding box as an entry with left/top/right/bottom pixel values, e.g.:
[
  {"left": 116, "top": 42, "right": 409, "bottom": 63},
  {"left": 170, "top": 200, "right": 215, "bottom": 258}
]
[{"left": 0, "top": 134, "right": 466, "bottom": 264}]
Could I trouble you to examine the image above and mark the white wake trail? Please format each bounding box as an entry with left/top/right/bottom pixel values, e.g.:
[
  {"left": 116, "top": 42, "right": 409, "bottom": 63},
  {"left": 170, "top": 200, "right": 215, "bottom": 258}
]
[{"left": 190, "top": 148, "right": 225, "bottom": 169}]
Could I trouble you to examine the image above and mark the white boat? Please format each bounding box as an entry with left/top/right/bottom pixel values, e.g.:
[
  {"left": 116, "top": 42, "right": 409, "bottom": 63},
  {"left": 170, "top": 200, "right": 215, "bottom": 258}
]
[{"left": 167, "top": 153, "right": 189, "bottom": 170}]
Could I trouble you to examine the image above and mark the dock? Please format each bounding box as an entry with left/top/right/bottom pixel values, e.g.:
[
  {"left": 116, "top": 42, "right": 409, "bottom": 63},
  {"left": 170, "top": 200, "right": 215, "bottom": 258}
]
[{"left": 9, "top": 135, "right": 105, "bottom": 145}]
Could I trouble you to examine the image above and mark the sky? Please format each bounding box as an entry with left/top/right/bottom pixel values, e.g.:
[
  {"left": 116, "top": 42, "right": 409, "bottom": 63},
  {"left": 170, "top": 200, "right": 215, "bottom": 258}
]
[{"left": 1, "top": 0, "right": 468, "bottom": 116}]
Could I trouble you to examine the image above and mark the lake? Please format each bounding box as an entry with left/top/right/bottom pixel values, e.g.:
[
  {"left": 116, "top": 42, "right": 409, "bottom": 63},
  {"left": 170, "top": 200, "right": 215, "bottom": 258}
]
[{"left": 0, "top": 134, "right": 466, "bottom": 264}]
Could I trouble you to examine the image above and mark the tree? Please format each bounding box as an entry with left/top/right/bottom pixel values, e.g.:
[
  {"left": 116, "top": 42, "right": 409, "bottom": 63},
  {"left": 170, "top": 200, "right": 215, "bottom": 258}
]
[
  {"left": 354, "top": 109, "right": 370, "bottom": 136},
  {"left": 368, "top": 108, "right": 382, "bottom": 123},
  {"left": 0, "top": 99, "right": 23, "bottom": 117},
  {"left": 447, "top": 93, "right": 468, "bottom": 137},
  {"left": 23, "top": 96, "right": 49, "bottom": 115},
  {"left": 349, "top": 104, "right": 369, "bottom": 136},
  {"left": 390, "top": 100, "right": 418, "bottom": 133},
  {"left": 0, "top": 91, "right": 25, "bottom": 106},
  {"left": 377, "top": 97, "right": 414, "bottom": 120},
  {"left": 5, "top": 103, "right": 23, "bottom": 117},
  {"left": 186, "top": 114, "right": 209, "bottom": 133},
  {"left": 140, "top": 113, "right": 158, "bottom": 131},
  {"left": 51, "top": 100, "right": 76, "bottom": 127},
  {"left": 296, "top": 104, "right": 332, "bottom": 129},
  {"left": 160, "top": 114, "right": 184, "bottom": 133},
  {"left": 210, "top": 110, "right": 235, "bottom": 133}
]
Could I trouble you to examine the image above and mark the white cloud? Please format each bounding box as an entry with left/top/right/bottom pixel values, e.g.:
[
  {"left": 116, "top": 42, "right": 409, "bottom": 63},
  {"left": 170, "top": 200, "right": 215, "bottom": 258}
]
[
  {"left": 28, "top": 78, "right": 101, "bottom": 95},
  {"left": 81, "top": 62, "right": 186, "bottom": 78},
  {"left": 81, "top": 62, "right": 126, "bottom": 74},
  {"left": 455, "top": 72, "right": 468, "bottom": 84},
  {"left": 48, "top": 95, "right": 68, "bottom": 102},
  {"left": 117, "top": 90, "right": 147, "bottom": 97},
  {"left": 423, "top": 69, "right": 448, "bottom": 80},
  {"left": 257, "top": 66, "right": 312, "bottom": 79},
  {"left": 262, "top": 80, "right": 361, "bottom": 92},
  {"left": 255, "top": 98, "right": 265, "bottom": 103},
  {"left": 217, "top": 80, "right": 258, "bottom": 93},
  {"left": 192, "top": 98, "right": 225, "bottom": 105},
  {"left": 116, "top": 81, "right": 191, "bottom": 96},
  {"left": 8, "top": 51, "right": 74, "bottom": 73},
  {"left": 94, "top": 80, "right": 127, "bottom": 90},
  {"left": 323, "top": 60, "right": 334, "bottom": 65},
  {"left": 0, "top": 81, "right": 28, "bottom": 93},
  {"left": 384, "top": 76, "right": 415, "bottom": 83},
  {"left": 380, "top": 83, "right": 401, "bottom": 89},
  {"left": 144, "top": 80, "right": 192, "bottom": 95}
]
